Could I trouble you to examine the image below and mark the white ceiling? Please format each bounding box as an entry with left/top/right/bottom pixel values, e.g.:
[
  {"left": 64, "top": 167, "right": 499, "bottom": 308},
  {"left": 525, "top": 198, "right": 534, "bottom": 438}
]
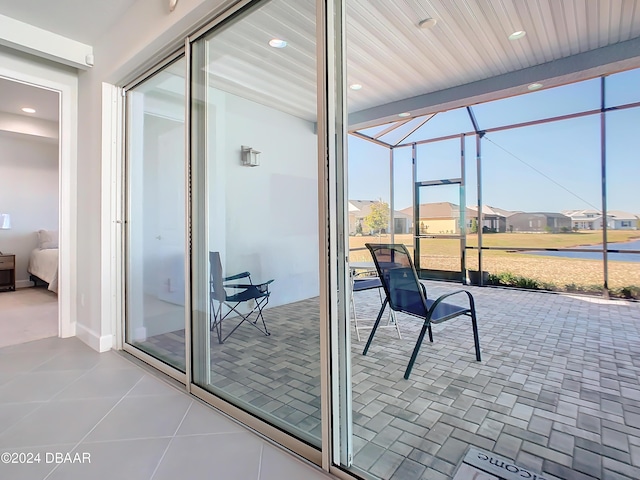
[
  {"left": 0, "top": 0, "right": 138, "bottom": 45},
  {"left": 0, "top": 77, "right": 59, "bottom": 122},
  {"left": 1, "top": 0, "right": 640, "bottom": 129}
]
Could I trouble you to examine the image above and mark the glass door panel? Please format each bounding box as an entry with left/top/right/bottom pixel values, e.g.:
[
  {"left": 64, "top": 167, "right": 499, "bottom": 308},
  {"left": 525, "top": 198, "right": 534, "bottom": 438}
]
[
  {"left": 125, "top": 57, "right": 187, "bottom": 372},
  {"left": 414, "top": 182, "right": 464, "bottom": 281},
  {"left": 190, "top": 0, "right": 321, "bottom": 447}
]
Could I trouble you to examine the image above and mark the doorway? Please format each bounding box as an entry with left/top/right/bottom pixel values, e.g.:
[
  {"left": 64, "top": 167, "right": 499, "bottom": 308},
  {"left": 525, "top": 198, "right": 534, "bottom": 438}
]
[
  {"left": 0, "top": 52, "right": 78, "bottom": 346},
  {"left": 0, "top": 77, "right": 60, "bottom": 347}
]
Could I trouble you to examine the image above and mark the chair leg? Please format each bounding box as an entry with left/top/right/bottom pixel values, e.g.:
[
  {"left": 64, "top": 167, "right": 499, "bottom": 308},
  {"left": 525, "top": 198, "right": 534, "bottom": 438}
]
[
  {"left": 362, "top": 298, "right": 388, "bottom": 356},
  {"left": 471, "top": 309, "right": 481, "bottom": 361},
  {"left": 428, "top": 324, "right": 433, "bottom": 343},
  {"left": 253, "top": 296, "right": 271, "bottom": 336},
  {"left": 351, "top": 289, "right": 361, "bottom": 342},
  {"left": 404, "top": 321, "right": 431, "bottom": 380},
  {"left": 210, "top": 300, "right": 223, "bottom": 344},
  {"left": 378, "top": 288, "right": 401, "bottom": 339}
]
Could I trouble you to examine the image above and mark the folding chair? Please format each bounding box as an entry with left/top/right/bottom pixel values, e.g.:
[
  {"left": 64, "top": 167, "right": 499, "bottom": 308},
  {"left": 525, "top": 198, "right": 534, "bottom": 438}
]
[
  {"left": 209, "top": 251, "right": 273, "bottom": 344},
  {"left": 363, "top": 243, "right": 481, "bottom": 379}
]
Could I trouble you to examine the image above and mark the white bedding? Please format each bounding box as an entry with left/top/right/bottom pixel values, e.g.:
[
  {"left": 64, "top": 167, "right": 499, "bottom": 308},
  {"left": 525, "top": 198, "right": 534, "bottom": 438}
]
[{"left": 28, "top": 248, "right": 59, "bottom": 293}]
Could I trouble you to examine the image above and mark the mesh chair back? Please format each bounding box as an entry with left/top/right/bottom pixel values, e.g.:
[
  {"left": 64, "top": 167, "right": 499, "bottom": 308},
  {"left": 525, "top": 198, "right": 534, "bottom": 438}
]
[
  {"left": 209, "top": 252, "right": 227, "bottom": 302},
  {"left": 365, "top": 243, "right": 428, "bottom": 317}
]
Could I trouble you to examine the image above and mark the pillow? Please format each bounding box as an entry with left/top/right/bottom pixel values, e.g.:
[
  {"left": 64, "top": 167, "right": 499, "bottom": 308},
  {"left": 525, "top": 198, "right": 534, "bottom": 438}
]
[{"left": 38, "top": 229, "right": 59, "bottom": 249}]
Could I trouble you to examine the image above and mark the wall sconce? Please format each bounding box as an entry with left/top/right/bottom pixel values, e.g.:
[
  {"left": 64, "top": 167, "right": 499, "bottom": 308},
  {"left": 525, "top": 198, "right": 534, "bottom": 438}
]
[
  {"left": 0, "top": 213, "right": 10, "bottom": 230},
  {"left": 241, "top": 146, "right": 261, "bottom": 167}
]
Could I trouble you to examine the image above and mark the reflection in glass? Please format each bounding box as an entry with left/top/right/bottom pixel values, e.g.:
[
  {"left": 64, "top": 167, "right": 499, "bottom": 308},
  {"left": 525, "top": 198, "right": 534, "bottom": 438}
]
[
  {"left": 125, "top": 57, "right": 187, "bottom": 372},
  {"left": 190, "top": 0, "right": 321, "bottom": 446}
]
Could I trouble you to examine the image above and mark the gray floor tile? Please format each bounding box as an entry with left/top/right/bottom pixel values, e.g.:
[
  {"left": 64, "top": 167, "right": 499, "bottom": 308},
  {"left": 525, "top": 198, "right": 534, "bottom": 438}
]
[
  {"left": 0, "top": 370, "right": 87, "bottom": 404},
  {"left": 125, "top": 375, "right": 181, "bottom": 397},
  {"left": 260, "top": 443, "right": 332, "bottom": 480},
  {"left": 47, "top": 437, "right": 171, "bottom": 480},
  {"left": 53, "top": 368, "right": 144, "bottom": 400},
  {"left": 175, "top": 400, "right": 245, "bottom": 436},
  {"left": 0, "top": 401, "right": 44, "bottom": 435},
  {"left": 151, "top": 433, "right": 262, "bottom": 480},
  {"left": 83, "top": 393, "right": 192, "bottom": 442},
  {"left": 0, "top": 443, "right": 76, "bottom": 480},
  {"left": 0, "top": 398, "right": 120, "bottom": 448}
]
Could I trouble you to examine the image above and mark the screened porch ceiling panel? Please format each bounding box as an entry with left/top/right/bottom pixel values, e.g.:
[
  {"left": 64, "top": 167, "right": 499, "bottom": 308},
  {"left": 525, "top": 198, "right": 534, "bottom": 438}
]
[{"left": 199, "top": 0, "right": 640, "bottom": 127}]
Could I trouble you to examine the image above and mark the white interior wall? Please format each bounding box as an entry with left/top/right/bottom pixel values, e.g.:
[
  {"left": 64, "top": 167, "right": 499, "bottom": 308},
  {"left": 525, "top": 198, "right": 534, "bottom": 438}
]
[
  {"left": 215, "top": 89, "right": 319, "bottom": 307},
  {"left": 0, "top": 132, "right": 58, "bottom": 285}
]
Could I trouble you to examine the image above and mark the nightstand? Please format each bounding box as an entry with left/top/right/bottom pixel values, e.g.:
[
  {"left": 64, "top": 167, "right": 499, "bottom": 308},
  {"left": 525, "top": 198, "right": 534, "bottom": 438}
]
[{"left": 0, "top": 254, "right": 16, "bottom": 292}]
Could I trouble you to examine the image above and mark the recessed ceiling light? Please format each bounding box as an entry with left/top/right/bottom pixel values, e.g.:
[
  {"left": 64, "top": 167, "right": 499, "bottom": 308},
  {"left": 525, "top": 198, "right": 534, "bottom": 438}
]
[
  {"left": 350, "top": 84, "right": 363, "bottom": 90},
  {"left": 508, "top": 30, "right": 526, "bottom": 40},
  {"left": 21, "top": 107, "right": 36, "bottom": 114},
  {"left": 418, "top": 18, "right": 438, "bottom": 29},
  {"left": 268, "top": 38, "right": 287, "bottom": 48},
  {"left": 528, "top": 82, "right": 543, "bottom": 91},
  {"left": 398, "top": 112, "right": 411, "bottom": 118}
]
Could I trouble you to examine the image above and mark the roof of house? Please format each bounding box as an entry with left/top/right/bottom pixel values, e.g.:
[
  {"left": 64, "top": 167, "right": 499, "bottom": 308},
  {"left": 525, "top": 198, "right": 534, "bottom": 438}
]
[
  {"left": 400, "top": 202, "right": 460, "bottom": 219},
  {"left": 509, "top": 211, "right": 570, "bottom": 219},
  {"left": 467, "top": 205, "right": 519, "bottom": 218},
  {"left": 607, "top": 210, "right": 640, "bottom": 221},
  {"left": 562, "top": 209, "right": 639, "bottom": 221}
]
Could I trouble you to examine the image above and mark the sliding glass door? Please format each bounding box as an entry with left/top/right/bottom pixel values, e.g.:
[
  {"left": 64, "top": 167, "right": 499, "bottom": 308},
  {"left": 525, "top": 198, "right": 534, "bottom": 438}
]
[
  {"left": 189, "top": 0, "right": 323, "bottom": 449},
  {"left": 121, "top": 0, "right": 349, "bottom": 472},
  {"left": 124, "top": 56, "right": 188, "bottom": 374}
]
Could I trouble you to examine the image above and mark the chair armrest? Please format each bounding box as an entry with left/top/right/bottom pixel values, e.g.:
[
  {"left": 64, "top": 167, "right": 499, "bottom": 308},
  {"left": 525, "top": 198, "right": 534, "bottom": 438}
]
[
  {"left": 224, "top": 271, "right": 251, "bottom": 281},
  {"left": 426, "top": 289, "right": 475, "bottom": 322},
  {"left": 226, "top": 279, "right": 274, "bottom": 288}
]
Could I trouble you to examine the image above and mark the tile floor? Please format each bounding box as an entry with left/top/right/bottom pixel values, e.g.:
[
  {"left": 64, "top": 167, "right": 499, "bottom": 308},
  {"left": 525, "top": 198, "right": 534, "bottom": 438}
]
[
  {"left": 0, "top": 287, "right": 57, "bottom": 348},
  {"left": 0, "top": 337, "right": 333, "bottom": 480}
]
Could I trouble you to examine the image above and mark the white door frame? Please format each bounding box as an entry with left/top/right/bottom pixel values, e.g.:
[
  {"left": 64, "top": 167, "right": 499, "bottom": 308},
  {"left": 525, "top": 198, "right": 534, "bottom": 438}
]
[{"left": 0, "top": 54, "right": 78, "bottom": 339}]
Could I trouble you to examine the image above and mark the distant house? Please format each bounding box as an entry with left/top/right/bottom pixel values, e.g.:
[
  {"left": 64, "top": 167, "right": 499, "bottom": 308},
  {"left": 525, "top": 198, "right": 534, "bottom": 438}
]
[
  {"left": 400, "top": 202, "right": 461, "bottom": 234},
  {"left": 467, "top": 205, "right": 511, "bottom": 233},
  {"left": 562, "top": 209, "right": 638, "bottom": 230},
  {"left": 562, "top": 209, "right": 604, "bottom": 230},
  {"left": 606, "top": 210, "right": 639, "bottom": 230},
  {"left": 508, "top": 212, "right": 572, "bottom": 232},
  {"left": 348, "top": 200, "right": 411, "bottom": 234}
]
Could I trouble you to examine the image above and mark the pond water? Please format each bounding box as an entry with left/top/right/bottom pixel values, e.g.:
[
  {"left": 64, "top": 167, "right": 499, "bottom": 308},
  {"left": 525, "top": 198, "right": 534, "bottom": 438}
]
[{"left": 527, "top": 239, "right": 640, "bottom": 262}]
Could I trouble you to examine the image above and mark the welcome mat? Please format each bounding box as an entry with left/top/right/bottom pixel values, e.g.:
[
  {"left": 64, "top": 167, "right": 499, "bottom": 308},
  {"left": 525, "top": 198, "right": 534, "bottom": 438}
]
[{"left": 453, "top": 447, "right": 553, "bottom": 480}]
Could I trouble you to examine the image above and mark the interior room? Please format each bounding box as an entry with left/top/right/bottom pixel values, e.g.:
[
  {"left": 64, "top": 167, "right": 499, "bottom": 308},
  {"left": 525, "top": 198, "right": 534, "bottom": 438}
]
[{"left": 0, "top": 77, "right": 60, "bottom": 348}]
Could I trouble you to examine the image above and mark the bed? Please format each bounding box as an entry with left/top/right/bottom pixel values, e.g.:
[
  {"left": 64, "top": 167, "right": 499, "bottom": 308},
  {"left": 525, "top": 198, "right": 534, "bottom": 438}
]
[{"left": 28, "top": 229, "right": 59, "bottom": 293}]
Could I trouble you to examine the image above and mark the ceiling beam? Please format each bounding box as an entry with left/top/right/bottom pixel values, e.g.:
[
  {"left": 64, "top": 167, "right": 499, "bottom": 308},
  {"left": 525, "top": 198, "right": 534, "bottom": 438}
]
[
  {"left": 0, "top": 14, "right": 93, "bottom": 70},
  {"left": 348, "top": 36, "right": 640, "bottom": 130}
]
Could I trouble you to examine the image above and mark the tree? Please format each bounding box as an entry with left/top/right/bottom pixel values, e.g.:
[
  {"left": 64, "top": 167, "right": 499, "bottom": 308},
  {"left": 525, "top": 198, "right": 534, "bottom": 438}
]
[{"left": 364, "top": 200, "right": 389, "bottom": 236}]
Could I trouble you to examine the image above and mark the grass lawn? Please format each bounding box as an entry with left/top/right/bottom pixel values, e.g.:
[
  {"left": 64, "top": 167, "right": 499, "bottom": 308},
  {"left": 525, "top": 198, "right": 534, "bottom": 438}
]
[{"left": 349, "top": 231, "right": 640, "bottom": 298}]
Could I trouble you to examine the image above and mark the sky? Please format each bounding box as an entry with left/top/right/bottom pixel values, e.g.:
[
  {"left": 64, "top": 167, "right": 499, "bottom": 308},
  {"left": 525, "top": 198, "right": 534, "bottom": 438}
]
[{"left": 347, "top": 68, "right": 640, "bottom": 215}]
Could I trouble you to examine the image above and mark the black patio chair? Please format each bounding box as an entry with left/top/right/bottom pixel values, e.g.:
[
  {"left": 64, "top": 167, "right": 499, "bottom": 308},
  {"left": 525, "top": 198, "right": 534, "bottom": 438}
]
[
  {"left": 363, "top": 243, "right": 481, "bottom": 379},
  {"left": 210, "top": 251, "right": 273, "bottom": 344}
]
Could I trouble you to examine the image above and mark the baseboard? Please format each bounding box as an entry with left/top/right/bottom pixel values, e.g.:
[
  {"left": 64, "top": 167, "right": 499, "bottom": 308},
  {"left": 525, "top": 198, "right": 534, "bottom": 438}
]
[
  {"left": 76, "top": 322, "right": 114, "bottom": 352},
  {"left": 16, "top": 280, "right": 34, "bottom": 289}
]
